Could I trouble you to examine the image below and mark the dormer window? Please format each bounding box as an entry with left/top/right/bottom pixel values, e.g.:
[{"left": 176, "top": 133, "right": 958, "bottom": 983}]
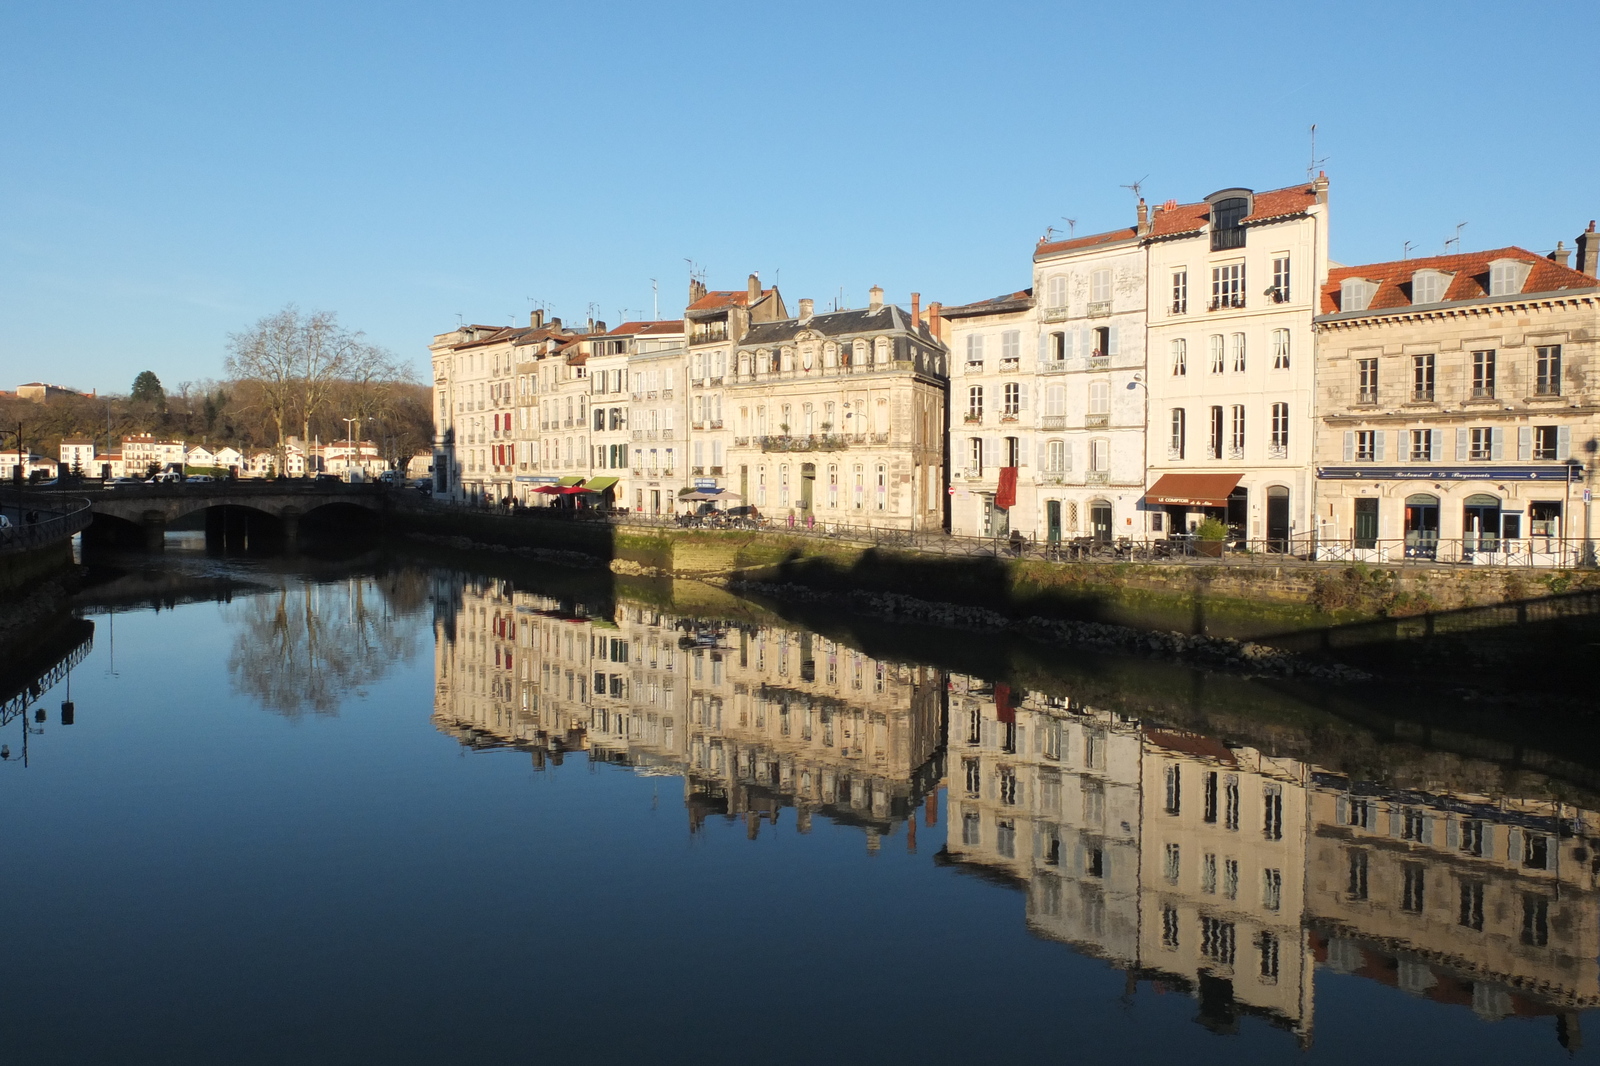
[
  {"left": 1411, "top": 270, "right": 1451, "bottom": 305},
  {"left": 1341, "top": 278, "right": 1377, "bottom": 312},
  {"left": 1488, "top": 258, "right": 1531, "bottom": 297},
  {"left": 1208, "top": 192, "right": 1251, "bottom": 251}
]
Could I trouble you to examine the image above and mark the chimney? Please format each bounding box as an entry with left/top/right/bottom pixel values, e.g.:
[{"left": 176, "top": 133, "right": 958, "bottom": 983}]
[
  {"left": 927, "top": 301, "right": 943, "bottom": 342},
  {"left": 530, "top": 309, "right": 544, "bottom": 329},
  {"left": 1578, "top": 221, "right": 1599, "bottom": 278},
  {"left": 1550, "top": 241, "right": 1572, "bottom": 268},
  {"left": 1136, "top": 198, "right": 1150, "bottom": 237},
  {"left": 1314, "top": 170, "right": 1329, "bottom": 205},
  {"left": 747, "top": 273, "right": 761, "bottom": 304},
  {"left": 799, "top": 298, "right": 814, "bottom": 321},
  {"left": 869, "top": 285, "right": 883, "bottom": 311},
  {"left": 910, "top": 292, "right": 921, "bottom": 326},
  {"left": 689, "top": 278, "right": 706, "bottom": 303},
  {"left": 549, "top": 317, "right": 562, "bottom": 331},
  {"left": 592, "top": 320, "right": 606, "bottom": 335}
]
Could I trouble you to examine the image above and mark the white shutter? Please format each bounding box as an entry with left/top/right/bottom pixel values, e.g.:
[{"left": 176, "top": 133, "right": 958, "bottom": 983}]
[
  {"left": 1081, "top": 328, "right": 1092, "bottom": 359},
  {"left": 1455, "top": 427, "right": 1469, "bottom": 461},
  {"left": 1018, "top": 383, "right": 1029, "bottom": 412},
  {"left": 1343, "top": 431, "right": 1355, "bottom": 461},
  {"left": 1107, "top": 326, "right": 1119, "bottom": 357},
  {"left": 1430, "top": 429, "right": 1444, "bottom": 460},
  {"left": 1375, "top": 431, "right": 1386, "bottom": 462},
  {"left": 1062, "top": 441, "right": 1074, "bottom": 471},
  {"left": 1063, "top": 331, "right": 1075, "bottom": 360},
  {"left": 1036, "top": 333, "right": 1047, "bottom": 366},
  {"left": 1559, "top": 425, "right": 1572, "bottom": 460},
  {"left": 1446, "top": 818, "right": 1459, "bottom": 849},
  {"left": 1491, "top": 427, "right": 1504, "bottom": 460},
  {"left": 1017, "top": 437, "right": 1029, "bottom": 467},
  {"left": 1518, "top": 426, "right": 1533, "bottom": 460}
]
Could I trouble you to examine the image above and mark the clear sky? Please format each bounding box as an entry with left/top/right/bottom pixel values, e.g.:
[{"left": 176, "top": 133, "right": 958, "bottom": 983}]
[{"left": 2, "top": 1, "right": 1595, "bottom": 393}]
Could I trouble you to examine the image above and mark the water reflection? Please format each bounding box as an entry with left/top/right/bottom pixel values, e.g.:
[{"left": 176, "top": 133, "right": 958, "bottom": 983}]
[
  {"left": 431, "top": 572, "right": 1600, "bottom": 1051},
  {"left": 223, "top": 572, "right": 428, "bottom": 716}
]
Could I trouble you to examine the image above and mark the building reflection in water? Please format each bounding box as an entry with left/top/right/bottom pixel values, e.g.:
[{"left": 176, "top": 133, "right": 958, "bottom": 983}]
[{"left": 431, "top": 576, "right": 1599, "bottom": 1050}]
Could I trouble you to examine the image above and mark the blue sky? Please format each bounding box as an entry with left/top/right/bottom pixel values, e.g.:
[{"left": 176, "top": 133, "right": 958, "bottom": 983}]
[{"left": 2, "top": 1, "right": 1595, "bottom": 393}]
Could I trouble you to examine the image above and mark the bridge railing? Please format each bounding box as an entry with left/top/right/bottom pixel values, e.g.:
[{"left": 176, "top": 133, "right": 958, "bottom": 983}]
[{"left": 0, "top": 491, "right": 94, "bottom": 555}]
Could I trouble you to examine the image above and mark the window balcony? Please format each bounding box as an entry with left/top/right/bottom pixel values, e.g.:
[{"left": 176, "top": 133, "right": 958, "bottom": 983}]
[
  {"left": 691, "top": 421, "right": 705, "bottom": 430},
  {"left": 1227, "top": 445, "right": 1244, "bottom": 460},
  {"left": 963, "top": 413, "right": 983, "bottom": 424},
  {"left": 709, "top": 420, "right": 723, "bottom": 429},
  {"left": 1039, "top": 306, "right": 1069, "bottom": 323},
  {"left": 631, "top": 430, "right": 646, "bottom": 441},
  {"left": 631, "top": 467, "right": 644, "bottom": 476},
  {"left": 1086, "top": 470, "right": 1110, "bottom": 484},
  {"left": 662, "top": 429, "right": 675, "bottom": 440},
  {"left": 1357, "top": 389, "right": 1378, "bottom": 405},
  {"left": 998, "top": 358, "right": 1020, "bottom": 373},
  {"left": 691, "top": 466, "right": 705, "bottom": 475},
  {"left": 1088, "top": 355, "right": 1110, "bottom": 370},
  {"left": 709, "top": 466, "right": 724, "bottom": 476},
  {"left": 1085, "top": 413, "right": 1109, "bottom": 428},
  {"left": 733, "top": 437, "right": 750, "bottom": 446},
  {"left": 1410, "top": 390, "right": 1435, "bottom": 403},
  {"left": 1167, "top": 448, "right": 1184, "bottom": 461},
  {"left": 1086, "top": 301, "right": 1112, "bottom": 318},
  {"left": 661, "top": 389, "right": 673, "bottom": 400},
  {"left": 1038, "top": 472, "right": 1068, "bottom": 485},
  {"left": 1039, "top": 414, "right": 1067, "bottom": 430},
  {"left": 1170, "top": 301, "right": 1188, "bottom": 315},
  {"left": 1000, "top": 413, "right": 1019, "bottom": 423},
  {"left": 961, "top": 468, "right": 985, "bottom": 481},
  {"left": 1208, "top": 296, "right": 1246, "bottom": 311},
  {"left": 1267, "top": 443, "right": 1288, "bottom": 459},
  {"left": 1039, "top": 360, "right": 1069, "bottom": 374},
  {"left": 1470, "top": 387, "right": 1496, "bottom": 400}
]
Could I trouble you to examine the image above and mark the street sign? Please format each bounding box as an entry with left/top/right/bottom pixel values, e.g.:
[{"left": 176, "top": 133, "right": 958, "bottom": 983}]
[
  {"left": 694, "top": 477, "right": 717, "bottom": 490},
  {"left": 1585, "top": 489, "right": 1592, "bottom": 503}
]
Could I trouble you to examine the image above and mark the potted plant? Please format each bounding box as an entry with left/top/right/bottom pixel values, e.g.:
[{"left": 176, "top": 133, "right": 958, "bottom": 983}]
[{"left": 1194, "top": 517, "right": 1228, "bottom": 558}]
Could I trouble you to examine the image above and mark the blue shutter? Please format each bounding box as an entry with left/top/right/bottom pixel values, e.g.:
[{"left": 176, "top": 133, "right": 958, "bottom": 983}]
[{"left": 1343, "top": 431, "right": 1355, "bottom": 461}]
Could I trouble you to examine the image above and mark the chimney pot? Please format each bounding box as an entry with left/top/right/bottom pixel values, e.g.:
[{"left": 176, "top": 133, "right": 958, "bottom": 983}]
[
  {"left": 798, "top": 298, "right": 814, "bottom": 321},
  {"left": 869, "top": 285, "right": 883, "bottom": 310},
  {"left": 530, "top": 309, "right": 544, "bottom": 329},
  {"left": 748, "top": 273, "right": 761, "bottom": 303},
  {"left": 1136, "top": 197, "right": 1150, "bottom": 237},
  {"left": 1578, "top": 222, "right": 1600, "bottom": 279},
  {"left": 910, "top": 292, "right": 921, "bottom": 326},
  {"left": 1551, "top": 241, "right": 1572, "bottom": 268}
]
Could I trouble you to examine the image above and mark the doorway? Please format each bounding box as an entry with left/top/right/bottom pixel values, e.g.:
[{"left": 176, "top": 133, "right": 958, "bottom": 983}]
[
  {"left": 1463, "top": 493, "right": 1502, "bottom": 554},
  {"left": 1045, "top": 500, "right": 1062, "bottom": 545},
  {"left": 1404, "top": 493, "right": 1440, "bottom": 558},
  {"left": 1090, "top": 500, "right": 1113, "bottom": 544},
  {"left": 651, "top": 489, "right": 661, "bottom": 515},
  {"left": 1353, "top": 497, "right": 1378, "bottom": 549},
  {"left": 800, "top": 463, "right": 815, "bottom": 512},
  {"left": 984, "top": 498, "right": 1010, "bottom": 538},
  {"left": 1226, "top": 487, "right": 1249, "bottom": 545},
  {"left": 1266, "top": 486, "right": 1290, "bottom": 551}
]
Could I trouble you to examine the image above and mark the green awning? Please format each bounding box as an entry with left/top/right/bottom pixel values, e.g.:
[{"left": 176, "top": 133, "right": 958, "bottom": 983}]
[
  {"left": 584, "top": 476, "right": 619, "bottom": 493},
  {"left": 556, "top": 476, "right": 585, "bottom": 487}
]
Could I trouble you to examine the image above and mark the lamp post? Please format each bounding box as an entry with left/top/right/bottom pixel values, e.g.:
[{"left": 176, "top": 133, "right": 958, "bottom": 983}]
[{"left": 342, "top": 417, "right": 362, "bottom": 482}]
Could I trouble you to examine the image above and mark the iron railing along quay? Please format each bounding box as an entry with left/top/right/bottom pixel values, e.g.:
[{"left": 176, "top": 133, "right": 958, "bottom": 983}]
[{"left": 0, "top": 491, "right": 94, "bottom": 554}]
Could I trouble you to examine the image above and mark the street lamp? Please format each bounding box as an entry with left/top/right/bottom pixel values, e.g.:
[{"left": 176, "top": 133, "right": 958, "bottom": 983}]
[{"left": 342, "top": 418, "right": 362, "bottom": 482}]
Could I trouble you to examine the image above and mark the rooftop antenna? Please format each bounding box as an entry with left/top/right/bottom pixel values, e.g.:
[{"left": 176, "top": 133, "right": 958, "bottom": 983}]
[
  {"left": 650, "top": 279, "right": 659, "bottom": 320},
  {"left": 1120, "top": 176, "right": 1147, "bottom": 202},
  {"left": 1403, "top": 240, "right": 1415, "bottom": 260},
  {"left": 454, "top": 313, "right": 464, "bottom": 327},
  {"left": 1062, "top": 217, "right": 1078, "bottom": 238},
  {"left": 1445, "top": 222, "right": 1467, "bottom": 253},
  {"left": 1307, "top": 123, "right": 1329, "bottom": 180}
]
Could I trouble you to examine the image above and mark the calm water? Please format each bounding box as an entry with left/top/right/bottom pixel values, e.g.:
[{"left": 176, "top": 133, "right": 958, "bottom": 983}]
[{"left": 3, "top": 540, "right": 1598, "bottom": 1064}]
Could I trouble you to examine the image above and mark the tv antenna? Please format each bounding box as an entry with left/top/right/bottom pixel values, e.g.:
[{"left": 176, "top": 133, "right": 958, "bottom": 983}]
[
  {"left": 650, "top": 279, "right": 659, "bottom": 320},
  {"left": 1403, "top": 240, "right": 1414, "bottom": 260},
  {"left": 1120, "top": 176, "right": 1147, "bottom": 200},
  {"left": 454, "top": 313, "right": 464, "bottom": 327},
  {"left": 1445, "top": 222, "right": 1467, "bottom": 253},
  {"left": 1062, "top": 217, "right": 1078, "bottom": 238},
  {"left": 1307, "top": 123, "right": 1329, "bottom": 179}
]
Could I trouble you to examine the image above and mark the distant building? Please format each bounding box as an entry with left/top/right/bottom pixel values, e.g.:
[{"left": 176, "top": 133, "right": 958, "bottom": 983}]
[
  {"left": 59, "top": 438, "right": 96, "bottom": 474},
  {"left": 16, "top": 382, "right": 87, "bottom": 402}
]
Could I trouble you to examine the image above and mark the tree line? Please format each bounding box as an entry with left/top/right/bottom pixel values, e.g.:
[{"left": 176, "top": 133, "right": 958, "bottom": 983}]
[{"left": 2, "top": 306, "right": 433, "bottom": 473}]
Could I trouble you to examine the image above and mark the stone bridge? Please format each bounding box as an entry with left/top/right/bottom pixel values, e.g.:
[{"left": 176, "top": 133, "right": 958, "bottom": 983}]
[{"left": 55, "top": 482, "right": 397, "bottom": 549}]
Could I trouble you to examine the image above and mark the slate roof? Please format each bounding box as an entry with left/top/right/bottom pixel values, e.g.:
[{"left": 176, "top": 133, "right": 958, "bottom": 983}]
[
  {"left": 738, "top": 304, "right": 930, "bottom": 346},
  {"left": 1035, "top": 226, "right": 1138, "bottom": 258},
  {"left": 685, "top": 288, "right": 777, "bottom": 313},
  {"left": 939, "top": 289, "right": 1034, "bottom": 318},
  {"left": 1146, "top": 182, "right": 1319, "bottom": 240},
  {"left": 1320, "top": 246, "right": 1598, "bottom": 315}
]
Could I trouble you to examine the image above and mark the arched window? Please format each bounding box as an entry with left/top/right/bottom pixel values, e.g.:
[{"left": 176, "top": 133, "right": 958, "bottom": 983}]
[{"left": 1210, "top": 196, "right": 1248, "bottom": 250}]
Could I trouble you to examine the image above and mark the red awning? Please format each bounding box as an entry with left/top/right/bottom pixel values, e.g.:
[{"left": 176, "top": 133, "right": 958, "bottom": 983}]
[{"left": 1143, "top": 473, "right": 1243, "bottom": 508}]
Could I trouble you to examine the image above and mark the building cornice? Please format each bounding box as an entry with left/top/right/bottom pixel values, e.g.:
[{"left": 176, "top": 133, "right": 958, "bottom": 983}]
[{"left": 1315, "top": 287, "right": 1600, "bottom": 329}]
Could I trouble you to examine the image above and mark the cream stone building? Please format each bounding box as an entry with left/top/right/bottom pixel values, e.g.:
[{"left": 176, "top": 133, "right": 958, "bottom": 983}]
[
  {"left": 58, "top": 437, "right": 95, "bottom": 474},
  {"left": 1142, "top": 177, "right": 1330, "bottom": 546},
  {"left": 428, "top": 321, "right": 525, "bottom": 502},
  {"left": 725, "top": 289, "right": 948, "bottom": 529},
  {"left": 624, "top": 321, "right": 688, "bottom": 513},
  {"left": 942, "top": 214, "right": 1148, "bottom": 543},
  {"left": 1312, "top": 236, "right": 1600, "bottom": 564}
]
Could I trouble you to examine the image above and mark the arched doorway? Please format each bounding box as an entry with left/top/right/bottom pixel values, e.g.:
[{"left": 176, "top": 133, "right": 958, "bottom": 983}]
[
  {"left": 1404, "top": 493, "right": 1440, "bottom": 559},
  {"left": 1463, "top": 493, "right": 1502, "bottom": 554},
  {"left": 1265, "top": 486, "right": 1290, "bottom": 551},
  {"left": 1090, "top": 500, "right": 1113, "bottom": 544}
]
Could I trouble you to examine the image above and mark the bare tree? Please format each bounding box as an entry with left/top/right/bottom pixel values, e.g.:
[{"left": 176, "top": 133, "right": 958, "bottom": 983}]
[{"left": 224, "top": 306, "right": 305, "bottom": 470}]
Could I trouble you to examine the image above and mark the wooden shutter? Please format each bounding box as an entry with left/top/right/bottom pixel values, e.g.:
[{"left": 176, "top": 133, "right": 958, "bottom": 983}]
[
  {"left": 1559, "top": 425, "right": 1572, "bottom": 460},
  {"left": 1518, "top": 426, "right": 1533, "bottom": 460},
  {"left": 1455, "top": 427, "right": 1469, "bottom": 461},
  {"left": 1343, "top": 431, "right": 1355, "bottom": 461}
]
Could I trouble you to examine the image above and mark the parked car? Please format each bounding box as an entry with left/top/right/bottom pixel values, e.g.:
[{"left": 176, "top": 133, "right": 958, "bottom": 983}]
[
  {"left": 313, "top": 473, "right": 342, "bottom": 484},
  {"left": 106, "top": 477, "right": 145, "bottom": 488},
  {"left": 185, "top": 474, "right": 214, "bottom": 483}
]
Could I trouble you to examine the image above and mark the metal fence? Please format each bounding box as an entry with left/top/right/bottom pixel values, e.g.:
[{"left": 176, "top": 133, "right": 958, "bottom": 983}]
[{"left": 0, "top": 491, "right": 93, "bottom": 554}]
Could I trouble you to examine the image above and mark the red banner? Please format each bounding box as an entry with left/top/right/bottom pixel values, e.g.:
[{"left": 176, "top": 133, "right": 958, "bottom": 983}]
[{"left": 994, "top": 466, "right": 1018, "bottom": 510}]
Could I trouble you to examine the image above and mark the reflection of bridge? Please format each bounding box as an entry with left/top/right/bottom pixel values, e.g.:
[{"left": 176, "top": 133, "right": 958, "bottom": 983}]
[{"left": 43, "top": 483, "right": 395, "bottom": 549}]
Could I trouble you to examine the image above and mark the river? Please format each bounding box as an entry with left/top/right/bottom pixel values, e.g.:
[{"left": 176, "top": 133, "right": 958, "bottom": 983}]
[{"left": 2, "top": 534, "right": 1597, "bottom": 1063}]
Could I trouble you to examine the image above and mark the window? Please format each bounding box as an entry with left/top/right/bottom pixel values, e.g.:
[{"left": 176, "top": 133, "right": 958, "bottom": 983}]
[
  {"left": 1271, "top": 256, "right": 1291, "bottom": 302},
  {"left": 1045, "top": 275, "right": 1067, "bottom": 309},
  {"left": 1090, "top": 268, "right": 1111, "bottom": 303},
  {"left": 1263, "top": 784, "right": 1283, "bottom": 840},
  {"left": 967, "top": 385, "right": 983, "bottom": 421},
  {"left": 1045, "top": 384, "right": 1066, "bottom": 417},
  {"left": 1525, "top": 833, "right": 1550, "bottom": 870},
  {"left": 1263, "top": 868, "right": 1282, "bottom": 911},
  {"left": 1341, "top": 278, "right": 1376, "bottom": 312},
  {"left": 876, "top": 464, "right": 887, "bottom": 510},
  {"left": 1088, "top": 380, "right": 1110, "bottom": 415},
  {"left": 998, "top": 766, "right": 1018, "bottom": 805},
  {"left": 965, "top": 335, "right": 984, "bottom": 366},
  {"left": 1210, "top": 196, "right": 1248, "bottom": 251},
  {"left": 1271, "top": 329, "right": 1290, "bottom": 369},
  {"left": 1223, "top": 858, "right": 1239, "bottom": 899},
  {"left": 961, "top": 811, "right": 981, "bottom": 846},
  {"left": 1409, "top": 429, "right": 1435, "bottom": 462},
  {"left": 1208, "top": 406, "right": 1224, "bottom": 459},
  {"left": 1358, "top": 358, "right": 1378, "bottom": 403},
  {"left": 1268, "top": 403, "right": 1289, "bottom": 455},
  {"left": 1002, "top": 382, "right": 1020, "bottom": 417},
  {"left": 1225, "top": 777, "right": 1240, "bottom": 830},
  {"left": 1169, "top": 409, "right": 1186, "bottom": 459},
  {"left": 1172, "top": 270, "right": 1188, "bottom": 313},
  {"left": 1164, "top": 764, "right": 1181, "bottom": 814},
  {"left": 1001, "top": 330, "right": 1020, "bottom": 363},
  {"left": 1532, "top": 425, "right": 1560, "bottom": 461},
  {"left": 1211, "top": 262, "right": 1245, "bottom": 308},
  {"left": 1046, "top": 439, "right": 1067, "bottom": 473},
  {"left": 1230, "top": 333, "right": 1246, "bottom": 372},
  {"left": 1048, "top": 332, "right": 1067, "bottom": 364},
  {"left": 1348, "top": 848, "right": 1369, "bottom": 900},
  {"left": 1259, "top": 932, "right": 1281, "bottom": 982},
  {"left": 1162, "top": 906, "right": 1180, "bottom": 948},
  {"left": 969, "top": 437, "right": 983, "bottom": 476},
  {"left": 1459, "top": 880, "right": 1485, "bottom": 931},
  {"left": 1201, "top": 917, "right": 1237, "bottom": 966},
  {"left": 1402, "top": 352, "right": 1427, "bottom": 399},
  {"left": 1470, "top": 427, "right": 1494, "bottom": 461},
  {"left": 1402, "top": 864, "right": 1426, "bottom": 913},
  {"left": 1089, "top": 438, "right": 1109, "bottom": 473},
  {"left": 1471, "top": 349, "right": 1496, "bottom": 399},
  {"left": 1202, "top": 853, "right": 1218, "bottom": 894},
  {"left": 1229, "top": 405, "right": 1245, "bottom": 456},
  {"left": 1522, "top": 895, "right": 1550, "bottom": 946},
  {"left": 1489, "top": 260, "right": 1524, "bottom": 297},
  {"left": 1355, "top": 430, "right": 1375, "bottom": 461},
  {"left": 1209, "top": 335, "right": 1224, "bottom": 373},
  {"left": 1164, "top": 842, "right": 1181, "bottom": 883},
  {"left": 1412, "top": 270, "right": 1446, "bottom": 305},
  {"left": 1171, "top": 338, "right": 1187, "bottom": 375},
  {"left": 1536, "top": 345, "right": 1562, "bottom": 395}
]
